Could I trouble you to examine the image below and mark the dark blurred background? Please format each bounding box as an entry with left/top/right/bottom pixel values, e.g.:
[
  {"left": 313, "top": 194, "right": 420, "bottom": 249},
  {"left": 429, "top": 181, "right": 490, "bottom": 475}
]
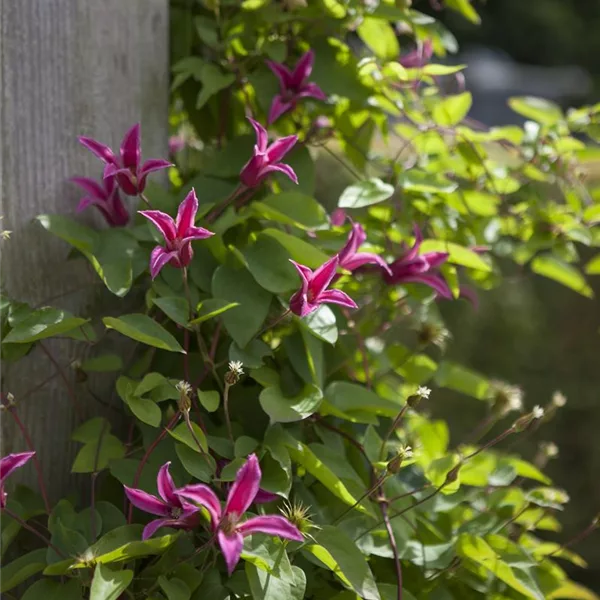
[{"left": 431, "top": 0, "right": 600, "bottom": 592}]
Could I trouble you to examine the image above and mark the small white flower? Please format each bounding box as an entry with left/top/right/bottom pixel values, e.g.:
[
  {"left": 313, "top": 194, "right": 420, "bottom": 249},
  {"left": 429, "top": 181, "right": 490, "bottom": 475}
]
[
  {"left": 401, "top": 445, "right": 414, "bottom": 459},
  {"left": 552, "top": 391, "right": 567, "bottom": 408},
  {"left": 228, "top": 361, "right": 244, "bottom": 377},
  {"left": 532, "top": 405, "right": 544, "bottom": 419},
  {"left": 175, "top": 381, "right": 192, "bottom": 395},
  {"left": 416, "top": 386, "right": 431, "bottom": 399}
]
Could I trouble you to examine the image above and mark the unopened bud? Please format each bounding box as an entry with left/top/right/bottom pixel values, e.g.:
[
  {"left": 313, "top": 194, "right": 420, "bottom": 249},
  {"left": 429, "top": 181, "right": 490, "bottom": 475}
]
[
  {"left": 225, "top": 361, "right": 244, "bottom": 386},
  {"left": 445, "top": 463, "right": 461, "bottom": 484},
  {"left": 2, "top": 392, "right": 15, "bottom": 409},
  {"left": 513, "top": 405, "right": 544, "bottom": 432},
  {"left": 407, "top": 386, "right": 430, "bottom": 408},
  {"left": 387, "top": 446, "right": 413, "bottom": 474},
  {"left": 176, "top": 381, "right": 193, "bottom": 413}
]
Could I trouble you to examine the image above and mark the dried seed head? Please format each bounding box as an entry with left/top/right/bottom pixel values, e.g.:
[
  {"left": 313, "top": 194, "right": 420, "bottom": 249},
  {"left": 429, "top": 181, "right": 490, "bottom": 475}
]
[
  {"left": 540, "top": 441, "right": 559, "bottom": 459},
  {"left": 417, "top": 322, "right": 451, "bottom": 350},
  {"left": 387, "top": 445, "right": 414, "bottom": 474},
  {"left": 513, "top": 405, "right": 544, "bottom": 432},
  {"left": 176, "top": 381, "right": 193, "bottom": 413},
  {"left": 225, "top": 361, "right": 244, "bottom": 385},
  {"left": 489, "top": 380, "right": 523, "bottom": 416},
  {"left": 407, "top": 386, "right": 431, "bottom": 408},
  {"left": 279, "top": 500, "right": 316, "bottom": 536},
  {"left": 552, "top": 391, "right": 567, "bottom": 408}
]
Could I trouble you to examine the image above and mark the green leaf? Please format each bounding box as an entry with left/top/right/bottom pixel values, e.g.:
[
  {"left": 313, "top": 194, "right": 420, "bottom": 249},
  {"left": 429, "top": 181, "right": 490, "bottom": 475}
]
[
  {"left": 398, "top": 170, "right": 457, "bottom": 194},
  {"left": 3, "top": 307, "right": 88, "bottom": 343},
  {"left": 300, "top": 305, "right": 338, "bottom": 344},
  {"left": 254, "top": 192, "right": 328, "bottom": 230},
  {"left": 198, "top": 389, "right": 220, "bottom": 412},
  {"left": 72, "top": 434, "right": 125, "bottom": 473},
  {"left": 196, "top": 63, "right": 235, "bottom": 109},
  {"left": 310, "top": 526, "right": 381, "bottom": 600},
  {"left": 135, "top": 372, "right": 170, "bottom": 397},
  {"left": 1, "top": 548, "right": 47, "bottom": 593},
  {"left": 90, "top": 564, "right": 134, "bottom": 600},
  {"left": 72, "top": 417, "right": 110, "bottom": 443},
  {"left": 445, "top": 0, "right": 481, "bottom": 24},
  {"left": 259, "top": 384, "right": 323, "bottom": 422},
  {"left": 419, "top": 240, "right": 491, "bottom": 271},
  {"left": 244, "top": 234, "right": 298, "bottom": 293},
  {"left": 284, "top": 436, "right": 368, "bottom": 512},
  {"left": 585, "top": 254, "right": 600, "bottom": 275},
  {"left": 230, "top": 339, "right": 272, "bottom": 369},
  {"left": 262, "top": 228, "right": 330, "bottom": 269},
  {"left": 338, "top": 178, "right": 394, "bottom": 209},
  {"left": 90, "top": 229, "right": 136, "bottom": 297},
  {"left": 246, "top": 563, "right": 306, "bottom": 600},
  {"left": 504, "top": 457, "right": 551, "bottom": 484},
  {"left": 508, "top": 96, "right": 563, "bottom": 125},
  {"left": 424, "top": 454, "right": 461, "bottom": 493},
  {"left": 103, "top": 314, "right": 185, "bottom": 352},
  {"left": 167, "top": 422, "right": 208, "bottom": 453},
  {"left": 159, "top": 575, "right": 191, "bottom": 600},
  {"left": 190, "top": 298, "right": 240, "bottom": 325},
  {"left": 81, "top": 354, "right": 123, "bottom": 372},
  {"left": 357, "top": 17, "right": 399, "bottom": 60},
  {"left": 36, "top": 214, "right": 96, "bottom": 253},
  {"left": 212, "top": 266, "right": 272, "bottom": 347},
  {"left": 126, "top": 396, "right": 162, "bottom": 427},
  {"left": 435, "top": 361, "right": 489, "bottom": 399},
  {"left": 325, "top": 381, "right": 400, "bottom": 417},
  {"left": 278, "top": 145, "right": 316, "bottom": 195},
  {"left": 176, "top": 443, "right": 216, "bottom": 482},
  {"left": 152, "top": 297, "right": 190, "bottom": 328},
  {"left": 432, "top": 92, "right": 472, "bottom": 126},
  {"left": 22, "top": 579, "right": 82, "bottom": 600},
  {"left": 531, "top": 254, "right": 593, "bottom": 298},
  {"left": 457, "top": 534, "right": 543, "bottom": 599}
]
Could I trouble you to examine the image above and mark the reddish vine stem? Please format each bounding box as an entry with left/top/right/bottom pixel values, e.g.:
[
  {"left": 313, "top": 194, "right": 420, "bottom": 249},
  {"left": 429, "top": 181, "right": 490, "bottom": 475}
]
[
  {"left": 205, "top": 184, "right": 246, "bottom": 224},
  {"left": 39, "top": 342, "right": 83, "bottom": 421},
  {"left": 3, "top": 507, "right": 65, "bottom": 557},
  {"left": 183, "top": 329, "right": 191, "bottom": 383},
  {"left": 4, "top": 404, "right": 51, "bottom": 514},
  {"left": 127, "top": 411, "right": 181, "bottom": 523},
  {"left": 548, "top": 517, "right": 599, "bottom": 557},
  {"left": 381, "top": 501, "right": 403, "bottom": 600}
]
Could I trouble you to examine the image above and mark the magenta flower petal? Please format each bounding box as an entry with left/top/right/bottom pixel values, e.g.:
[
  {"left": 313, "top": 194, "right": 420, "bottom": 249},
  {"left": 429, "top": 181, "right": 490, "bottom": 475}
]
[
  {"left": 289, "top": 260, "right": 313, "bottom": 287},
  {"left": 310, "top": 256, "right": 339, "bottom": 297},
  {"left": 254, "top": 489, "right": 280, "bottom": 504},
  {"left": 297, "top": 82, "right": 327, "bottom": 101},
  {"left": 423, "top": 252, "right": 449, "bottom": 269},
  {"left": 139, "top": 159, "right": 173, "bottom": 179},
  {"left": 218, "top": 530, "right": 244, "bottom": 575},
  {"left": 225, "top": 454, "right": 261, "bottom": 517},
  {"left": 403, "top": 274, "right": 453, "bottom": 298},
  {"left": 459, "top": 285, "right": 479, "bottom": 309},
  {"left": 124, "top": 486, "right": 170, "bottom": 517},
  {"left": 142, "top": 518, "right": 174, "bottom": 540},
  {"left": 175, "top": 189, "right": 199, "bottom": 237},
  {"left": 156, "top": 462, "right": 179, "bottom": 507},
  {"left": 289, "top": 289, "right": 312, "bottom": 317},
  {"left": 290, "top": 50, "right": 315, "bottom": 88},
  {"left": 343, "top": 252, "right": 391, "bottom": 274},
  {"left": 261, "top": 163, "right": 298, "bottom": 185},
  {"left": 268, "top": 95, "right": 295, "bottom": 124},
  {"left": 139, "top": 210, "right": 177, "bottom": 242},
  {"left": 181, "top": 227, "right": 214, "bottom": 244},
  {"left": 175, "top": 484, "right": 222, "bottom": 528},
  {"left": 149, "top": 247, "right": 178, "bottom": 279},
  {"left": 337, "top": 222, "right": 364, "bottom": 265},
  {"left": 266, "top": 135, "right": 298, "bottom": 163},
  {"left": 78, "top": 136, "right": 117, "bottom": 164},
  {"left": 248, "top": 118, "right": 268, "bottom": 153},
  {"left": 266, "top": 60, "right": 294, "bottom": 90},
  {"left": 237, "top": 515, "right": 304, "bottom": 541},
  {"left": 120, "top": 123, "right": 141, "bottom": 170},
  {"left": 0, "top": 452, "right": 35, "bottom": 481},
  {"left": 71, "top": 177, "right": 106, "bottom": 199},
  {"left": 318, "top": 289, "right": 358, "bottom": 309},
  {"left": 331, "top": 208, "right": 346, "bottom": 227}
]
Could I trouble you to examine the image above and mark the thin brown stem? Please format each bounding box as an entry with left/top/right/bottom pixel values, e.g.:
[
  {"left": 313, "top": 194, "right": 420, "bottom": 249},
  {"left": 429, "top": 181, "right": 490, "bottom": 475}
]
[
  {"left": 205, "top": 184, "right": 245, "bottom": 224},
  {"left": 3, "top": 508, "right": 65, "bottom": 557},
  {"left": 5, "top": 406, "right": 51, "bottom": 513},
  {"left": 256, "top": 309, "right": 291, "bottom": 339},
  {"left": 139, "top": 192, "right": 154, "bottom": 209},
  {"left": 461, "top": 426, "right": 516, "bottom": 462},
  {"left": 127, "top": 412, "right": 181, "bottom": 523},
  {"left": 39, "top": 342, "right": 82, "bottom": 420},
  {"left": 379, "top": 405, "right": 409, "bottom": 461},
  {"left": 91, "top": 420, "right": 109, "bottom": 541},
  {"left": 381, "top": 501, "right": 403, "bottom": 600},
  {"left": 223, "top": 382, "right": 233, "bottom": 444},
  {"left": 548, "top": 518, "right": 599, "bottom": 557}
]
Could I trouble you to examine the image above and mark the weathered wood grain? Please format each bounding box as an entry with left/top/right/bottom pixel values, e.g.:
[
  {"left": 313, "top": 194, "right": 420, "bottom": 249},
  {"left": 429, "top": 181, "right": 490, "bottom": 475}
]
[{"left": 0, "top": 0, "right": 169, "bottom": 501}]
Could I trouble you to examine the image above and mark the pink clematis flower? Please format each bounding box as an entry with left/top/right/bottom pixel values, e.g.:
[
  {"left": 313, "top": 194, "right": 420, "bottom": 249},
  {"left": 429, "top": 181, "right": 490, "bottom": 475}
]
[
  {"left": 266, "top": 50, "right": 327, "bottom": 124},
  {"left": 289, "top": 256, "right": 358, "bottom": 317},
  {"left": 124, "top": 462, "right": 200, "bottom": 540},
  {"left": 1, "top": 452, "right": 35, "bottom": 509},
  {"left": 216, "top": 459, "right": 279, "bottom": 504},
  {"left": 240, "top": 118, "right": 298, "bottom": 188},
  {"left": 79, "top": 124, "right": 172, "bottom": 196},
  {"left": 399, "top": 39, "right": 434, "bottom": 69},
  {"left": 139, "top": 188, "right": 214, "bottom": 279},
  {"left": 383, "top": 225, "right": 452, "bottom": 298},
  {"left": 337, "top": 221, "right": 391, "bottom": 275},
  {"left": 176, "top": 454, "right": 303, "bottom": 575},
  {"left": 71, "top": 176, "right": 129, "bottom": 227}
]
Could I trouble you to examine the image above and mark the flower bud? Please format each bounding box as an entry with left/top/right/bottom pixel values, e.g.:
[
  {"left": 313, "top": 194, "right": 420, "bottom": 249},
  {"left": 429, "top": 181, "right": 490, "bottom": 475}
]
[
  {"left": 387, "top": 445, "right": 413, "bottom": 474},
  {"left": 176, "top": 381, "right": 193, "bottom": 413},
  {"left": 445, "top": 463, "right": 461, "bottom": 484},
  {"left": 407, "top": 386, "right": 430, "bottom": 408},
  {"left": 225, "top": 361, "right": 244, "bottom": 386},
  {"left": 513, "top": 405, "right": 544, "bottom": 432},
  {"left": 489, "top": 380, "right": 523, "bottom": 417},
  {"left": 539, "top": 441, "right": 559, "bottom": 459},
  {"left": 552, "top": 391, "right": 567, "bottom": 408}
]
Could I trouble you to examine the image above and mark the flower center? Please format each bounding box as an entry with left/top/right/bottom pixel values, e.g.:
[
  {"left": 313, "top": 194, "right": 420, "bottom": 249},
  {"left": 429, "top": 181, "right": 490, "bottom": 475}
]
[
  {"left": 171, "top": 507, "right": 183, "bottom": 519},
  {"left": 221, "top": 512, "right": 239, "bottom": 534}
]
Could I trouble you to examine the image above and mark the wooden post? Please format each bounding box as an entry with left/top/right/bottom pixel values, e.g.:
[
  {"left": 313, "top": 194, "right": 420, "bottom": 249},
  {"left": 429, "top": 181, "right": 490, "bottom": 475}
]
[{"left": 0, "top": 1, "right": 169, "bottom": 500}]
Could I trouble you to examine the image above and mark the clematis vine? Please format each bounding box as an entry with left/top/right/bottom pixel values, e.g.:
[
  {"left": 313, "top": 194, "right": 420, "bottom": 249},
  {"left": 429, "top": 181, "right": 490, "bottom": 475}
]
[
  {"left": 124, "top": 462, "right": 199, "bottom": 540},
  {"left": 266, "top": 50, "right": 327, "bottom": 124},
  {"left": 216, "top": 459, "right": 279, "bottom": 504},
  {"left": 79, "top": 123, "right": 172, "bottom": 196},
  {"left": 139, "top": 188, "right": 214, "bottom": 279},
  {"left": 176, "top": 454, "right": 303, "bottom": 574},
  {"left": 383, "top": 225, "right": 452, "bottom": 298},
  {"left": 289, "top": 256, "right": 358, "bottom": 317},
  {"left": 399, "top": 39, "right": 434, "bottom": 69},
  {"left": 337, "top": 221, "right": 391, "bottom": 274},
  {"left": 71, "top": 176, "right": 129, "bottom": 227},
  {"left": 1, "top": 452, "right": 35, "bottom": 509},
  {"left": 240, "top": 118, "right": 298, "bottom": 188}
]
